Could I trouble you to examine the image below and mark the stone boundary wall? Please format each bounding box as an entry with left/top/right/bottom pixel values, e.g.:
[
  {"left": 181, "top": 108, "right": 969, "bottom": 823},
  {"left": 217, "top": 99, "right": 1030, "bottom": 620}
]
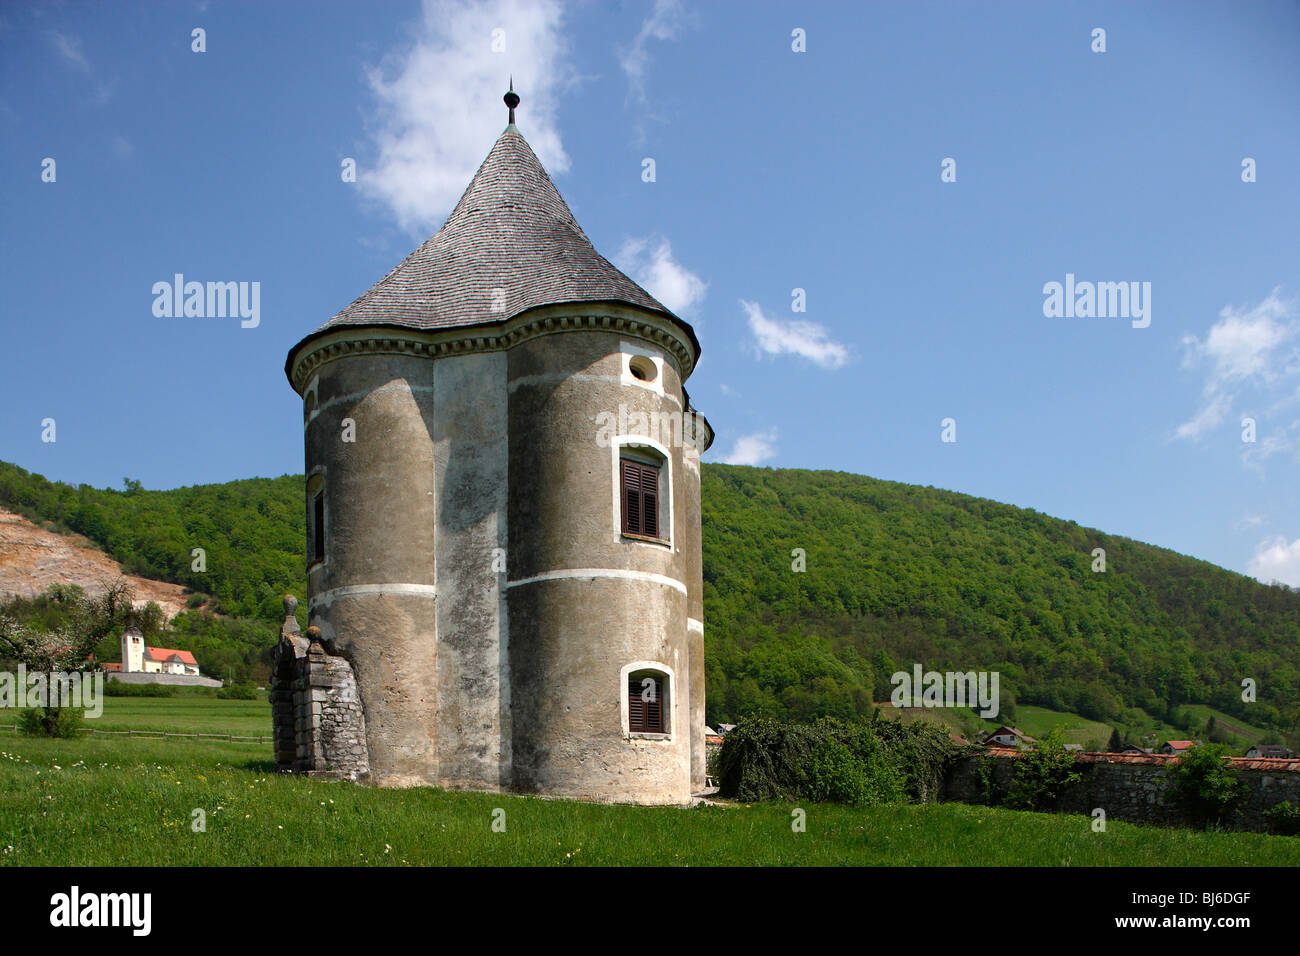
[
  {"left": 108, "top": 672, "right": 223, "bottom": 688},
  {"left": 270, "top": 597, "right": 368, "bottom": 779},
  {"left": 944, "top": 747, "right": 1300, "bottom": 832}
]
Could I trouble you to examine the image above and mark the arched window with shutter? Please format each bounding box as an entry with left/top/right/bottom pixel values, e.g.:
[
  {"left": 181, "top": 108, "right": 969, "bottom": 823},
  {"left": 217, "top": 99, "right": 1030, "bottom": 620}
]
[
  {"left": 617, "top": 439, "right": 669, "bottom": 544},
  {"left": 622, "top": 662, "right": 673, "bottom": 738},
  {"left": 620, "top": 458, "right": 660, "bottom": 537}
]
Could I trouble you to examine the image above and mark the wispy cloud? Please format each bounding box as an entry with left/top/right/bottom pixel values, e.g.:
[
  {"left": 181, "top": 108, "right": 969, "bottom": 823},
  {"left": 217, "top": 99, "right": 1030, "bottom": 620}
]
[
  {"left": 720, "top": 430, "right": 778, "bottom": 466},
  {"left": 618, "top": 0, "right": 689, "bottom": 104},
  {"left": 615, "top": 236, "right": 706, "bottom": 316},
  {"left": 360, "top": 0, "right": 573, "bottom": 234},
  {"left": 1241, "top": 419, "right": 1300, "bottom": 473},
  {"left": 1176, "top": 288, "right": 1298, "bottom": 440},
  {"left": 50, "top": 31, "right": 90, "bottom": 73},
  {"left": 1247, "top": 534, "right": 1300, "bottom": 588},
  {"left": 48, "top": 30, "right": 114, "bottom": 104},
  {"left": 740, "top": 299, "right": 850, "bottom": 369}
]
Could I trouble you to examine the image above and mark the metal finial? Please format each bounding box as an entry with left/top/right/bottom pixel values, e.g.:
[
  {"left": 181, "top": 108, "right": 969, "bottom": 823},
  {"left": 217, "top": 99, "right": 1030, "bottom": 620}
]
[{"left": 504, "top": 80, "right": 520, "bottom": 125}]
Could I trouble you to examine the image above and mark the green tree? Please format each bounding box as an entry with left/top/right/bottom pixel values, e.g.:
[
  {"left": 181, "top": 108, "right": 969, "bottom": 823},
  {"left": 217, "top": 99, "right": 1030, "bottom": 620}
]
[
  {"left": 1005, "top": 728, "right": 1084, "bottom": 812},
  {"left": 0, "top": 580, "right": 133, "bottom": 737},
  {"left": 1172, "top": 744, "right": 1247, "bottom": 829}
]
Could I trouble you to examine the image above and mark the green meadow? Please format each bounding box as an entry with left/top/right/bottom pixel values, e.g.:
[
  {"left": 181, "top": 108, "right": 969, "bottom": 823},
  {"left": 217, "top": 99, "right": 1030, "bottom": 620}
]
[
  {"left": 1, "top": 729, "right": 1297, "bottom": 867},
  {"left": 79, "top": 694, "right": 272, "bottom": 738}
]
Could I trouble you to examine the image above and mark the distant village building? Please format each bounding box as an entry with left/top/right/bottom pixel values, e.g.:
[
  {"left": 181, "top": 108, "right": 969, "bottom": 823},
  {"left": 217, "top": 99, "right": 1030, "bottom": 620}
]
[
  {"left": 119, "top": 620, "right": 201, "bottom": 676},
  {"left": 276, "top": 88, "right": 712, "bottom": 805},
  {"left": 1160, "top": 740, "right": 1196, "bottom": 755},
  {"left": 983, "top": 726, "right": 1037, "bottom": 749},
  {"left": 1245, "top": 744, "right": 1294, "bottom": 759}
]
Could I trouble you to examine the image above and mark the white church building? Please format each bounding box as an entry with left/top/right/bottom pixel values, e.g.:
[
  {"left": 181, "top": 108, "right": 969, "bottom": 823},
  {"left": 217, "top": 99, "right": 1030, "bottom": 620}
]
[{"left": 120, "top": 620, "right": 201, "bottom": 676}]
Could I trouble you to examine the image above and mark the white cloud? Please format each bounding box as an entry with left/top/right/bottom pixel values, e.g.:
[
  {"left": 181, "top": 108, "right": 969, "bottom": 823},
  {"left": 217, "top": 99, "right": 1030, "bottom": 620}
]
[
  {"left": 1241, "top": 419, "right": 1300, "bottom": 473},
  {"left": 1234, "top": 514, "right": 1264, "bottom": 531},
  {"left": 1247, "top": 535, "right": 1300, "bottom": 588},
  {"left": 1174, "top": 392, "right": 1231, "bottom": 440},
  {"left": 50, "top": 31, "right": 90, "bottom": 73},
  {"left": 615, "top": 236, "right": 706, "bottom": 315},
  {"left": 720, "top": 430, "right": 777, "bottom": 466},
  {"left": 360, "top": 0, "right": 573, "bottom": 234},
  {"left": 1177, "top": 289, "right": 1297, "bottom": 440},
  {"left": 48, "top": 30, "right": 114, "bottom": 104},
  {"left": 618, "top": 0, "right": 688, "bottom": 103},
  {"left": 740, "top": 299, "right": 850, "bottom": 369},
  {"left": 111, "top": 135, "right": 133, "bottom": 160}
]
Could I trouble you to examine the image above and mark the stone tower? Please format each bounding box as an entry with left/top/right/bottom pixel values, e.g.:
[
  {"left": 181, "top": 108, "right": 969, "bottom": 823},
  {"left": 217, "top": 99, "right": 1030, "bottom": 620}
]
[{"left": 279, "top": 89, "right": 712, "bottom": 805}]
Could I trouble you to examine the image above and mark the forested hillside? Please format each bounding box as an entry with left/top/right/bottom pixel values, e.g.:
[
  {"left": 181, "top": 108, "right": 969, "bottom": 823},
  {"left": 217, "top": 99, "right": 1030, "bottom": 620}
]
[
  {"left": 700, "top": 467, "right": 1299, "bottom": 737},
  {"left": 1, "top": 460, "right": 1297, "bottom": 737}
]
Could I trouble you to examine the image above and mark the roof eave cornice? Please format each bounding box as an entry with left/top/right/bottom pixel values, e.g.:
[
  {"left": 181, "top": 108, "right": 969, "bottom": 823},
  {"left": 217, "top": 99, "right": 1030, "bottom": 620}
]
[{"left": 285, "top": 301, "right": 702, "bottom": 395}]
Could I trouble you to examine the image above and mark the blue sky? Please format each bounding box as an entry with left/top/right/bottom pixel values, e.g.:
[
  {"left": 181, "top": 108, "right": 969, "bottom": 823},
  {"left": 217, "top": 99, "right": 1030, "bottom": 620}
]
[{"left": 1, "top": 0, "right": 1298, "bottom": 585}]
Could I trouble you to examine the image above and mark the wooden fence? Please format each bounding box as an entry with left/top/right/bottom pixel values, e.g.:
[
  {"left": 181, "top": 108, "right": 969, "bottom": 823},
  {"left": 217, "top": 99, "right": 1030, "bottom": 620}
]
[{"left": 0, "top": 723, "right": 270, "bottom": 744}]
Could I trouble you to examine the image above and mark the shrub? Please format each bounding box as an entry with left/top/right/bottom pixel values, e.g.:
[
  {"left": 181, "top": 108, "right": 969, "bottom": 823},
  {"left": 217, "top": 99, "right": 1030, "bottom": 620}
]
[
  {"left": 716, "top": 714, "right": 928, "bottom": 806},
  {"left": 717, "top": 716, "right": 820, "bottom": 802},
  {"left": 869, "top": 711, "right": 960, "bottom": 802},
  {"left": 971, "top": 753, "right": 1004, "bottom": 806},
  {"left": 804, "top": 736, "right": 870, "bottom": 805},
  {"left": 103, "top": 681, "right": 176, "bottom": 697},
  {"left": 1172, "top": 744, "right": 1246, "bottom": 829},
  {"left": 1263, "top": 801, "right": 1300, "bottom": 837},
  {"left": 18, "top": 706, "right": 83, "bottom": 738},
  {"left": 1005, "top": 728, "right": 1084, "bottom": 812},
  {"left": 217, "top": 684, "right": 258, "bottom": 700}
]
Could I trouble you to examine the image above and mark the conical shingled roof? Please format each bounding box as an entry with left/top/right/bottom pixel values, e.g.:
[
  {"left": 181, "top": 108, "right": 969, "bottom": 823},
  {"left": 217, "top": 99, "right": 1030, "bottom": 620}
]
[{"left": 301, "top": 124, "right": 689, "bottom": 340}]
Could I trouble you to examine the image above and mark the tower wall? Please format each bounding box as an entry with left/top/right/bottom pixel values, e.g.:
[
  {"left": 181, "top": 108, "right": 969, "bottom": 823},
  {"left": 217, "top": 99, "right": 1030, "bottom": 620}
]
[
  {"left": 304, "top": 353, "right": 439, "bottom": 787},
  {"left": 294, "top": 315, "right": 704, "bottom": 803},
  {"left": 506, "top": 328, "right": 693, "bottom": 804},
  {"left": 681, "top": 438, "right": 707, "bottom": 790},
  {"left": 430, "top": 351, "right": 511, "bottom": 790}
]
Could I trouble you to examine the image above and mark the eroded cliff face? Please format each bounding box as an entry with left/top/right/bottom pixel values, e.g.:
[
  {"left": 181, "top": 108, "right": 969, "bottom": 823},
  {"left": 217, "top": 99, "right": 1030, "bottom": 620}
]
[{"left": 0, "top": 506, "right": 189, "bottom": 618}]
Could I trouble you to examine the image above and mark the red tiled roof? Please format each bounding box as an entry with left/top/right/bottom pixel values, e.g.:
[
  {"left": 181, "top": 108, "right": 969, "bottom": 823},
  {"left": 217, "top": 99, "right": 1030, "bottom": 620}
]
[
  {"left": 144, "top": 646, "right": 197, "bottom": 666},
  {"left": 1164, "top": 740, "right": 1195, "bottom": 748},
  {"left": 982, "top": 746, "right": 1300, "bottom": 772}
]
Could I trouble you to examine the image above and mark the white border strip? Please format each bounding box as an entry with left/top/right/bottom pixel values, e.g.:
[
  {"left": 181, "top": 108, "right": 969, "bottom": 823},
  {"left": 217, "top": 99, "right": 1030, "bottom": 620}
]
[
  {"left": 308, "top": 582, "right": 439, "bottom": 611},
  {"left": 507, "top": 568, "right": 686, "bottom": 595}
]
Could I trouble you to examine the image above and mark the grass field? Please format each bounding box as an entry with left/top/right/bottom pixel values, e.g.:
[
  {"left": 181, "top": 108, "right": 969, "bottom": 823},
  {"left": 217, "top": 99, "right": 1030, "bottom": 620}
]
[
  {"left": 1013, "top": 706, "right": 1113, "bottom": 749},
  {"left": 81, "top": 696, "right": 272, "bottom": 737},
  {"left": 1183, "top": 705, "right": 1272, "bottom": 746},
  {"left": 0, "top": 734, "right": 1297, "bottom": 866}
]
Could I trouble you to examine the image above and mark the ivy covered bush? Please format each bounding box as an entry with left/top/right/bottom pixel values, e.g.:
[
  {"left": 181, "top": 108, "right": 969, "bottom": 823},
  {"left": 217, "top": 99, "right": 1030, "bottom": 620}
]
[{"left": 716, "top": 713, "right": 959, "bottom": 806}]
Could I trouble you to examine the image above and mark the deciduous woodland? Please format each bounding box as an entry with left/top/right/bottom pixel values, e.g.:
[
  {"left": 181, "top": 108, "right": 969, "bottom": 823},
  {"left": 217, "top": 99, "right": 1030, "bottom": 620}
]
[{"left": 1, "top": 460, "right": 1296, "bottom": 743}]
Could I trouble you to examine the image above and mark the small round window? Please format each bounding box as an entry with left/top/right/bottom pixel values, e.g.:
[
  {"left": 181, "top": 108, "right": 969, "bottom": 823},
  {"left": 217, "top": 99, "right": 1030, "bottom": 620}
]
[{"left": 628, "top": 355, "right": 657, "bottom": 383}]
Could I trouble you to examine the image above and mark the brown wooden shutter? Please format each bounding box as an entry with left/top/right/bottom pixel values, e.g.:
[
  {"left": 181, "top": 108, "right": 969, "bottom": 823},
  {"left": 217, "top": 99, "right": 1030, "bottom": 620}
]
[
  {"left": 628, "top": 676, "right": 664, "bottom": 733},
  {"left": 620, "top": 460, "right": 640, "bottom": 535},
  {"left": 640, "top": 464, "right": 659, "bottom": 537},
  {"left": 628, "top": 677, "right": 646, "bottom": 732},
  {"left": 620, "top": 459, "right": 660, "bottom": 537}
]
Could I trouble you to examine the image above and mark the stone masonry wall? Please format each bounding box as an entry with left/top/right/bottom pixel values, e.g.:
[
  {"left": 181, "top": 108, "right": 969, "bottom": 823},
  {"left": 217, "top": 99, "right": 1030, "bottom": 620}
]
[
  {"left": 944, "top": 748, "right": 1300, "bottom": 832},
  {"left": 271, "top": 597, "right": 368, "bottom": 779}
]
